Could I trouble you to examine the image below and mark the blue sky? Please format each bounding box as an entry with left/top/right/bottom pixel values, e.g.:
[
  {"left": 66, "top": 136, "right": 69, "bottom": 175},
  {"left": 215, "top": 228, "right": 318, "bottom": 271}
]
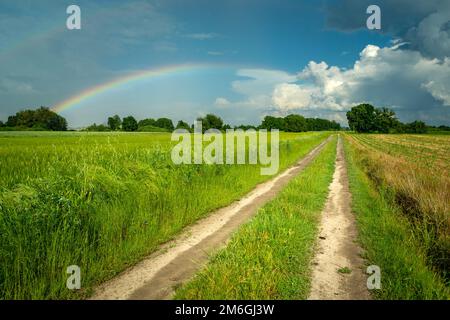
[{"left": 0, "top": 0, "right": 449, "bottom": 127}]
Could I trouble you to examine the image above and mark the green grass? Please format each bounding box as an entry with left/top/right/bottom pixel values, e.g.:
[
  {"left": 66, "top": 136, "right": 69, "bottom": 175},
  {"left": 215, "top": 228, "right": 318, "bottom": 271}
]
[
  {"left": 337, "top": 267, "right": 352, "bottom": 274},
  {"left": 0, "top": 131, "right": 331, "bottom": 299},
  {"left": 343, "top": 137, "right": 449, "bottom": 299},
  {"left": 174, "top": 135, "right": 337, "bottom": 299}
]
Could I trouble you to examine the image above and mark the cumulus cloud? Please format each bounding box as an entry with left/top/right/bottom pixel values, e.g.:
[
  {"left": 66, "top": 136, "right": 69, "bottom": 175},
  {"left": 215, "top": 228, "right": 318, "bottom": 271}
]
[
  {"left": 272, "top": 83, "right": 313, "bottom": 110},
  {"left": 224, "top": 43, "right": 450, "bottom": 125},
  {"left": 270, "top": 44, "right": 450, "bottom": 124}
]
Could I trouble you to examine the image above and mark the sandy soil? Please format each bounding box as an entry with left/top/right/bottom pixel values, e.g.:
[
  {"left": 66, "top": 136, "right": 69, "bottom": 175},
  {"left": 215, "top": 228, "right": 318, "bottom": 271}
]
[
  {"left": 90, "top": 137, "right": 331, "bottom": 300},
  {"left": 308, "top": 136, "right": 370, "bottom": 300}
]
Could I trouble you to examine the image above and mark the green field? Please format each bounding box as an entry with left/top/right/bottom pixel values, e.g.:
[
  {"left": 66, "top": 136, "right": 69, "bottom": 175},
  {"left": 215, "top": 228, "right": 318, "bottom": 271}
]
[
  {"left": 0, "top": 131, "right": 330, "bottom": 299},
  {"left": 1, "top": 131, "right": 448, "bottom": 300}
]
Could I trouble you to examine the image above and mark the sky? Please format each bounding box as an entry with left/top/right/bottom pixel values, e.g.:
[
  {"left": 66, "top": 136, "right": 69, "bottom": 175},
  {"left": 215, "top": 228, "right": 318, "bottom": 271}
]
[{"left": 0, "top": 0, "right": 449, "bottom": 128}]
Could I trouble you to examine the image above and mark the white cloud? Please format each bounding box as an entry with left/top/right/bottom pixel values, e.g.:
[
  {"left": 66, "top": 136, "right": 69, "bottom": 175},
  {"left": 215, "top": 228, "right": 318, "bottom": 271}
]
[
  {"left": 272, "top": 83, "right": 313, "bottom": 110},
  {"left": 186, "top": 33, "right": 219, "bottom": 40},
  {"left": 225, "top": 44, "right": 450, "bottom": 125},
  {"left": 214, "top": 97, "right": 230, "bottom": 107}
]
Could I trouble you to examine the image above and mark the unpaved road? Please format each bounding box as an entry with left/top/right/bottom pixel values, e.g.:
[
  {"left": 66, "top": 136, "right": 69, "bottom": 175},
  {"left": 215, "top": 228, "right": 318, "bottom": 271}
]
[
  {"left": 308, "top": 136, "right": 370, "bottom": 300},
  {"left": 91, "top": 136, "right": 331, "bottom": 300}
]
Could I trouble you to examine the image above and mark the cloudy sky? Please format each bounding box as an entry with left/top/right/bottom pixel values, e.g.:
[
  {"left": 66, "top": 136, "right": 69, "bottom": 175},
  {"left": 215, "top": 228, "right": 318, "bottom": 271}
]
[{"left": 0, "top": 0, "right": 449, "bottom": 127}]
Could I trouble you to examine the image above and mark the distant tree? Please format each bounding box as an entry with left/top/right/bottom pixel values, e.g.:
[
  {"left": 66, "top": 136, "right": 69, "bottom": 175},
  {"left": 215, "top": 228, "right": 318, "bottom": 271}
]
[
  {"left": 0, "top": 120, "right": 4, "bottom": 127},
  {"left": 284, "top": 114, "right": 307, "bottom": 132},
  {"left": 306, "top": 118, "right": 341, "bottom": 131},
  {"left": 85, "top": 123, "right": 110, "bottom": 132},
  {"left": 5, "top": 106, "right": 67, "bottom": 131},
  {"left": 175, "top": 120, "right": 191, "bottom": 131},
  {"left": 107, "top": 115, "right": 122, "bottom": 131},
  {"left": 374, "top": 107, "right": 399, "bottom": 133},
  {"left": 122, "top": 116, "right": 138, "bottom": 132},
  {"left": 346, "top": 104, "right": 378, "bottom": 133},
  {"left": 234, "top": 124, "right": 256, "bottom": 130},
  {"left": 6, "top": 115, "right": 17, "bottom": 127},
  {"left": 47, "top": 114, "right": 68, "bottom": 131},
  {"left": 222, "top": 124, "right": 232, "bottom": 130},
  {"left": 155, "top": 118, "right": 174, "bottom": 131},
  {"left": 405, "top": 121, "right": 427, "bottom": 133},
  {"left": 197, "top": 114, "right": 223, "bottom": 131},
  {"left": 138, "top": 118, "right": 157, "bottom": 128},
  {"left": 260, "top": 116, "right": 285, "bottom": 130}
]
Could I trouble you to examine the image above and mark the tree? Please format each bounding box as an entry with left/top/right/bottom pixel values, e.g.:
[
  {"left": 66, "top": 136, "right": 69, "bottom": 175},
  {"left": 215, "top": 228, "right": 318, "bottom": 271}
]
[
  {"left": 85, "top": 123, "right": 110, "bottom": 132},
  {"left": 306, "top": 118, "right": 340, "bottom": 131},
  {"left": 260, "top": 116, "right": 286, "bottom": 130},
  {"left": 374, "top": 107, "right": 399, "bottom": 133},
  {"left": 138, "top": 118, "right": 157, "bottom": 128},
  {"left": 405, "top": 121, "right": 427, "bottom": 133},
  {"left": 122, "top": 116, "right": 138, "bottom": 132},
  {"left": 107, "top": 115, "right": 122, "bottom": 131},
  {"left": 197, "top": 114, "right": 223, "bottom": 131},
  {"left": 346, "top": 104, "right": 378, "bottom": 133},
  {"left": 47, "top": 114, "right": 68, "bottom": 131},
  {"left": 5, "top": 107, "right": 67, "bottom": 131},
  {"left": 155, "top": 118, "right": 174, "bottom": 131},
  {"left": 234, "top": 124, "right": 256, "bottom": 130},
  {"left": 284, "top": 114, "right": 307, "bottom": 132},
  {"left": 0, "top": 120, "right": 4, "bottom": 127},
  {"left": 6, "top": 115, "right": 17, "bottom": 127},
  {"left": 176, "top": 120, "right": 191, "bottom": 131}
]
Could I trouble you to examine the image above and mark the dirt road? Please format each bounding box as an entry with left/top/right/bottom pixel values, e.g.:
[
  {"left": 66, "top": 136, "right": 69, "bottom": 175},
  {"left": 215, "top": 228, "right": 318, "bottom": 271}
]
[
  {"left": 91, "top": 136, "right": 331, "bottom": 300},
  {"left": 308, "top": 136, "right": 370, "bottom": 300}
]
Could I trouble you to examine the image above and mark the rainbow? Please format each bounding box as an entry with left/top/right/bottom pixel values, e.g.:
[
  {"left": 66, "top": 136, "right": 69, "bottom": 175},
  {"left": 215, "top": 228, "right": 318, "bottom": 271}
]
[{"left": 52, "top": 63, "right": 227, "bottom": 113}]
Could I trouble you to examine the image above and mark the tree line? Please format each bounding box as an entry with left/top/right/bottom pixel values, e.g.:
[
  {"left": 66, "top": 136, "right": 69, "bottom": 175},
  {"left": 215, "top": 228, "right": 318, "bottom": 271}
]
[
  {"left": 345, "top": 103, "right": 450, "bottom": 134},
  {"left": 83, "top": 113, "right": 341, "bottom": 133},
  {"left": 2, "top": 105, "right": 449, "bottom": 133}
]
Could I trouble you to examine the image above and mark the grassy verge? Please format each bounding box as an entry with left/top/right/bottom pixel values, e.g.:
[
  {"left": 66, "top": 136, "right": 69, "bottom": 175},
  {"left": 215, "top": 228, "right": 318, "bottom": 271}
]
[
  {"left": 343, "top": 137, "right": 449, "bottom": 299},
  {"left": 0, "top": 131, "right": 330, "bottom": 299},
  {"left": 174, "top": 135, "right": 337, "bottom": 299}
]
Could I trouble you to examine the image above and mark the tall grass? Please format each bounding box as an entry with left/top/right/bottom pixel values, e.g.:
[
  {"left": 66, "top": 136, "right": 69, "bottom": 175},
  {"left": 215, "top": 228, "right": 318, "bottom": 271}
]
[
  {"left": 343, "top": 135, "right": 449, "bottom": 299},
  {"left": 0, "top": 131, "right": 330, "bottom": 299},
  {"left": 174, "top": 136, "right": 337, "bottom": 299}
]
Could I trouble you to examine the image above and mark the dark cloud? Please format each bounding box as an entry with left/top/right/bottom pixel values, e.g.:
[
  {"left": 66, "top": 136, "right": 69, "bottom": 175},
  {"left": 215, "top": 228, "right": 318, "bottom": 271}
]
[{"left": 325, "top": 0, "right": 450, "bottom": 59}]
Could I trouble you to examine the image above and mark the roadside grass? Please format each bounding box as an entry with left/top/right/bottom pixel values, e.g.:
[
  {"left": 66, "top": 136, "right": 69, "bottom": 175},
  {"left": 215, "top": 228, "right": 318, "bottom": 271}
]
[
  {"left": 343, "top": 136, "right": 449, "bottom": 299},
  {"left": 174, "top": 135, "right": 337, "bottom": 299},
  {"left": 345, "top": 133, "right": 449, "bottom": 282},
  {"left": 0, "top": 131, "right": 331, "bottom": 299}
]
